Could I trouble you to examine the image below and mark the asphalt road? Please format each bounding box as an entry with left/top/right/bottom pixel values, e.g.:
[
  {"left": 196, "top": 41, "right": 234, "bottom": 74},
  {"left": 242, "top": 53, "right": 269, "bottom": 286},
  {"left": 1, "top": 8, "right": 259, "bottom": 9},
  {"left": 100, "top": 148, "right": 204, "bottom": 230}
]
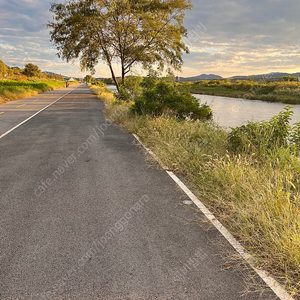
[{"left": 0, "top": 84, "right": 279, "bottom": 299}]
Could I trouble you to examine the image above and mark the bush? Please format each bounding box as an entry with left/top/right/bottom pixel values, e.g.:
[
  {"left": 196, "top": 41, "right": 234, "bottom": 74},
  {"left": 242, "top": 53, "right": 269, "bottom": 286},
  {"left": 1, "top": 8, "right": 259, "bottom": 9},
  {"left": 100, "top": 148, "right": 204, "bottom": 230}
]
[
  {"left": 131, "top": 80, "right": 212, "bottom": 120},
  {"left": 290, "top": 122, "right": 300, "bottom": 154},
  {"left": 95, "top": 80, "right": 105, "bottom": 87},
  {"left": 227, "top": 106, "right": 293, "bottom": 155},
  {"left": 258, "top": 85, "right": 277, "bottom": 94},
  {"left": 114, "top": 76, "right": 143, "bottom": 102}
]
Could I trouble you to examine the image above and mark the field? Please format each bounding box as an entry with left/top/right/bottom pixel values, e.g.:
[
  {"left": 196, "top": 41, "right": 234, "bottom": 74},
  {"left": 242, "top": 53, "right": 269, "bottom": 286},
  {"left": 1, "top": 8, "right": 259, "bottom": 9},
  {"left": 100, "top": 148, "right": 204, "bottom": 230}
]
[
  {"left": 0, "top": 80, "right": 73, "bottom": 104},
  {"left": 189, "top": 79, "right": 300, "bottom": 104},
  {"left": 90, "top": 84, "right": 300, "bottom": 299}
]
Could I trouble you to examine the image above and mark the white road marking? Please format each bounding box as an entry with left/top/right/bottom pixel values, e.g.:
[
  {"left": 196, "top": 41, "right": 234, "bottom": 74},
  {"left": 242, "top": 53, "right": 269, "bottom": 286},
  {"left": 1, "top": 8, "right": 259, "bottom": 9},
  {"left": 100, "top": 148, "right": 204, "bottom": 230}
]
[
  {"left": 133, "top": 133, "right": 294, "bottom": 300},
  {"left": 0, "top": 86, "right": 80, "bottom": 140}
]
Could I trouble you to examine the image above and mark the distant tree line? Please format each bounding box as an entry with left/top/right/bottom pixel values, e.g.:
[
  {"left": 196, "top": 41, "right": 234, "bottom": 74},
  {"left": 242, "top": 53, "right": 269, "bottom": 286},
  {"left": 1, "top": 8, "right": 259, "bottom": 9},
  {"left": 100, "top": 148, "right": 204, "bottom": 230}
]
[
  {"left": 283, "top": 76, "right": 298, "bottom": 82},
  {"left": 84, "top": 75, "right": 116, "bottom": 85},
  {"left": 0, "top": 60, "right": 64, "bottom": 81}
]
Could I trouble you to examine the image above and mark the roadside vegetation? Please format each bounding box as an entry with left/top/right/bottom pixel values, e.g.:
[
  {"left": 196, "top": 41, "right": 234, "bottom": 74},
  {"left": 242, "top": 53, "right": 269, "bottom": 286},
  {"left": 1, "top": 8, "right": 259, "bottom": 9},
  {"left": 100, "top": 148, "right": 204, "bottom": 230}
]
[
  {"left": 189, "top": 78, "right": 300, "bottom": 104},
  {"left": 90, "top": 79, "right": 300, "bottom": 299},
  {"left": 0, "top": 81, "right": 68, "bottom": 104},
  {"left": 0, "top": 61, "right": 76, "bottom": 104}
]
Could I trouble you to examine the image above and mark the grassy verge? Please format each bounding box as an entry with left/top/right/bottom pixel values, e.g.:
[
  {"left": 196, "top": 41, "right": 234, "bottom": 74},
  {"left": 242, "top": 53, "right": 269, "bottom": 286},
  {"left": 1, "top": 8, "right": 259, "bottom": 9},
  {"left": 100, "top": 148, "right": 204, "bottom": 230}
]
[
  {"left": 0, "top": 80, "right": 76, "bottom": 104},
  {"left": 189, "top": 80, "right": 300, "bottom": 104},
  {"left": 90, "top": 85, "right": 300, "bottom": 298}
]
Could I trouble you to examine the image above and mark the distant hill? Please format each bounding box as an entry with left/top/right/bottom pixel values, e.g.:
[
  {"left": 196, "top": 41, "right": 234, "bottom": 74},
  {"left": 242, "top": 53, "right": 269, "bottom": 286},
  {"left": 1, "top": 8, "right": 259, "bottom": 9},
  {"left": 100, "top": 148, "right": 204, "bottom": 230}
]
[
  {"left": 42, "top": 71, "right": 68, "bottom": 79},
  {"left": 178, "top": 74, "right": 223, "bottom": 82},
  {"left": 230, "top": 72, "right": 300, "bottom": 81},
  {"left": 42, "top": 71, "right": 82, "bottom": 81},
  {"left": 179, "top": 71, "right": 300, "bottom": 82}
]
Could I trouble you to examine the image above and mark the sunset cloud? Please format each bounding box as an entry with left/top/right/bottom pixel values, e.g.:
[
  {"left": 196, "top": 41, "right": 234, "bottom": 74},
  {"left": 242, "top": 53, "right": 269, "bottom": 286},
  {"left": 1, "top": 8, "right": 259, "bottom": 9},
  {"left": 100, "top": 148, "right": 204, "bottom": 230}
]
[{"left": 1, "top": 0, "right": 299, "bottom": 78}]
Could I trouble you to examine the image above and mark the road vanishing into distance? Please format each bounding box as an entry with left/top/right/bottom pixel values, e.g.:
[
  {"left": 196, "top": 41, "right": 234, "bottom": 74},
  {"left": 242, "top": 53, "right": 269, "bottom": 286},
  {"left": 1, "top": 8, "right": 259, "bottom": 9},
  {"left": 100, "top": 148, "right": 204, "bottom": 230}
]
[{"left": 0, "top": 84, "right": 280, "bottom": 299}]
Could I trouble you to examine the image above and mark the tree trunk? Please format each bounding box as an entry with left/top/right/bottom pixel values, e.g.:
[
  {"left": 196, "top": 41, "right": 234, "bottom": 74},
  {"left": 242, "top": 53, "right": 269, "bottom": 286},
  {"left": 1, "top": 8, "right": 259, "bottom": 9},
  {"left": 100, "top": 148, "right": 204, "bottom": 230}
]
[
  {"left": 108, "top": 64, "right": 119, "bottom": 92},
  {"left": 121, "top": 63, "right": 125, "bottom": 85}
]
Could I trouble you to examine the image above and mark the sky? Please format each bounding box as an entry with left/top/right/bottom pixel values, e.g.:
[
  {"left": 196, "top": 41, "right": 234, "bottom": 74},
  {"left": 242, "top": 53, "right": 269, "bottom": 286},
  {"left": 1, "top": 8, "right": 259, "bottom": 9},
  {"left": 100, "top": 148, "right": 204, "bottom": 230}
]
[{"left": 1, "top": 0, "right": 300, "bottom": 78}]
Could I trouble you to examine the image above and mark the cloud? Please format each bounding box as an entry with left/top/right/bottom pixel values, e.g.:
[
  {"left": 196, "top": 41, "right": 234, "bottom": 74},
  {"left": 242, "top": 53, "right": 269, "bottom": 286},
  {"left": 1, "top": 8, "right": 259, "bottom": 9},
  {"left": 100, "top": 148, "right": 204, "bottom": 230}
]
[
  {"left": 1, "top": 0, "right": 300, "bottom": 78},
  {"left": 177, "top": 0, "right": 300, "bottom": 77}
]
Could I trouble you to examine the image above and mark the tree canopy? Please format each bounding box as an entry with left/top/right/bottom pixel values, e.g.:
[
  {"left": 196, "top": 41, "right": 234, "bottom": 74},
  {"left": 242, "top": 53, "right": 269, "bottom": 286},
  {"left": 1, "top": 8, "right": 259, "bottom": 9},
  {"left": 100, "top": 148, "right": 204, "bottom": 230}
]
[
  {"left": 0, "top": 60, "right": 8, "bottom": 77},
  {"left": 84, "top": 74, "right": 95, "bottom": 83},
  {"left": 48, "top": 0, "right": 192, "bottom": 91},
  {"left": 23, "top": 63, "right": 41, "bottom": 77}
]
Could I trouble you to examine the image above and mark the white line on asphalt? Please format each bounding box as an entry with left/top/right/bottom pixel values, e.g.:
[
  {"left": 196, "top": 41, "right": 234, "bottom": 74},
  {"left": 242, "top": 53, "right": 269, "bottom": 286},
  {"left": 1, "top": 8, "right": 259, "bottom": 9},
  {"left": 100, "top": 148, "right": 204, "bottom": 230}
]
[
  {"left": 132, "top": 133, "right": 294, "bottom": 300},
  {"left": 0, "top": 86, "right": 80, "bottom": 140}
]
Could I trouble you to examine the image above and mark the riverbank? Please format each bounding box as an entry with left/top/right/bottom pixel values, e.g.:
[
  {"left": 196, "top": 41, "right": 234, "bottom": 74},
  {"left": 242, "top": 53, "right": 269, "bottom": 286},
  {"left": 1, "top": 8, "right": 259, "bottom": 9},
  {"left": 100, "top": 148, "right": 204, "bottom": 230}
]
[
  {"left": 90, "top": 84, "right": 300, "bottom": 299},
  {"left": 189, "top": 80, "right": 300, "bottom": 104},
  {"left": 0, "top": 80, "right": 76, "bottom": 104}
]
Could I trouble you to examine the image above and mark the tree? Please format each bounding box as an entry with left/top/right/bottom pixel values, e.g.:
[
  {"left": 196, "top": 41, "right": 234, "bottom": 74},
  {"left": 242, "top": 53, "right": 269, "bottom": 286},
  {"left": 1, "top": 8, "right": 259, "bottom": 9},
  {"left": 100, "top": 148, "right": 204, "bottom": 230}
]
[
  {"left": 23, "top": 63, "right": 41, "bottom": 77},
  {"left": 0, "top": 60, "right": 8, "bottom": 77},
  {"left": 84, "top": 75, "right": 95, "bottom": 83},
  {"left": 11, "top": 67, "right": 22, "bottom": 75},
  {"left": 48, "top": 0, "right": 192, "bottom": 92}
]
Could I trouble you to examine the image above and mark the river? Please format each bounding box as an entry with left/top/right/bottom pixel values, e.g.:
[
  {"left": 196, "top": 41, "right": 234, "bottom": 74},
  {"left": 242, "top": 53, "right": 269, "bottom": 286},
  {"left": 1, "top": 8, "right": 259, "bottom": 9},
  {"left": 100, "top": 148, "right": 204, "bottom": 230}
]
[
  {"left": 107, "top": 85, "right": 300, "bottom": 128},
  {"left": 193, "top": 94, "right": 300, "bottom": 128}
]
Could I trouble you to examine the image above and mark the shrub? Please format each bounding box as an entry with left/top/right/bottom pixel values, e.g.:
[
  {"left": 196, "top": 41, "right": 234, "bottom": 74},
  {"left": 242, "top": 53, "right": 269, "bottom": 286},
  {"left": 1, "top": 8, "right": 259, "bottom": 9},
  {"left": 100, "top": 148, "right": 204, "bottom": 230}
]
[
  {"left": 290, "top": 122, "right": 300, "bottom": 154},
  {"left": 258, "top": 85, "right": 277, "bottom": 94},
  {"left": 227, "top": 106, "right": 293, "bottom": 155},
  {"left": 95, "top": 80, "right": 105, "bottom": 87},
  {"left": 131, "top": 80, "right": 212, "bottom": 120},
  {"left": 115, "top": 76, "right": 143, "bottom": 102}
]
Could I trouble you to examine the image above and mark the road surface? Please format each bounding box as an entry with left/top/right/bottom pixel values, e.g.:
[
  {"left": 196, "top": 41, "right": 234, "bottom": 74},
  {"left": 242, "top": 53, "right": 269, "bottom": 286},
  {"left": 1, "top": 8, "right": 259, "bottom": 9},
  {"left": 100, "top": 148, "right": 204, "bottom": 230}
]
[{"left": 0, "top": 84, "right": 279, "bottom": 299}]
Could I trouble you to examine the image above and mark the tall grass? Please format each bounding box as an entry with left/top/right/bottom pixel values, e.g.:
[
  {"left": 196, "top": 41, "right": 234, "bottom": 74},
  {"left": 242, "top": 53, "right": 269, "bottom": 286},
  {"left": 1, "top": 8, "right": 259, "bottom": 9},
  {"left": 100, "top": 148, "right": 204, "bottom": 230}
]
[
  {"left": 0, "top": 80, "right": 72, "bottom": 104},
  {"left": 91, "top": 85, "right": 300, "bottom": 298}
]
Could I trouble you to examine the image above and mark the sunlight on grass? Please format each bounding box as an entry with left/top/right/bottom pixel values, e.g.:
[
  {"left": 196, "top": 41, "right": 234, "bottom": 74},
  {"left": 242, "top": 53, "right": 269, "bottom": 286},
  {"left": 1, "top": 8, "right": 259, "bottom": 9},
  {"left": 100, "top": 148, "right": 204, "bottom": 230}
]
[{"left": 0, "top": 80, "right": 72, "bottom": 103}]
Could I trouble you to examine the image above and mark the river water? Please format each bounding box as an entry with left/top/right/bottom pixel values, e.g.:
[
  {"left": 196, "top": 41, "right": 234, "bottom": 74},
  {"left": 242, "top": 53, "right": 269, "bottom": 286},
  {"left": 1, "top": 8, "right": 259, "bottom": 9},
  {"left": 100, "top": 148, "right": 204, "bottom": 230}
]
[
  {"left": 193, "top": 94, "right": 300, "bottom": 129},
  {"left": 107, "top": 85, "right": 300, "bottom": 129}
]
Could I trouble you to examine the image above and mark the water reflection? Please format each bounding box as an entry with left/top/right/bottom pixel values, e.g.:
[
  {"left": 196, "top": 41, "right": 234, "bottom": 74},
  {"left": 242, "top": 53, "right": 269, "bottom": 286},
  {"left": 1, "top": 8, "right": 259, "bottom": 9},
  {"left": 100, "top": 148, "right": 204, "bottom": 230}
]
[
  {"left": 106, "top": 85, "right": 117, "bottom": 92},
  {"left": 193, "top": 94, "right": 300, "bottom": 128}
]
